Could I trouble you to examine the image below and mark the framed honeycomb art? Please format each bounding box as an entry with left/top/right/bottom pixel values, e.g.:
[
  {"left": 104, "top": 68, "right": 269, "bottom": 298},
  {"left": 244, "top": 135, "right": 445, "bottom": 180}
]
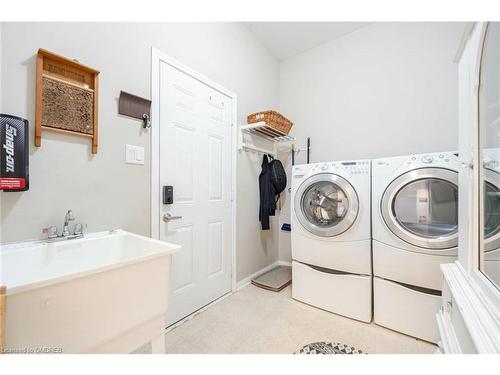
[{"left": 35, "top": 48, "right": 100, "bottom": 154}]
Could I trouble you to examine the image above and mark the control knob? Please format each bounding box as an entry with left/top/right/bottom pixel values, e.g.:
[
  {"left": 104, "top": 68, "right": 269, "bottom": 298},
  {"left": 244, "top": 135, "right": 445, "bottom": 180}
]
[{"left": 421, "top": 155, "right": 434, "bottom": 164}]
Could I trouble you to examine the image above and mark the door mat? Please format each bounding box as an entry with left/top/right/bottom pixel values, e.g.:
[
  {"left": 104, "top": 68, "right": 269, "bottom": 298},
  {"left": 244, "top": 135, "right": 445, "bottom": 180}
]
[
  {"left": 294, "top": 342, "right": 365, "bottom": 354},
  {"left": 251, "top": 266, "right": 291, "bottom": 292}
]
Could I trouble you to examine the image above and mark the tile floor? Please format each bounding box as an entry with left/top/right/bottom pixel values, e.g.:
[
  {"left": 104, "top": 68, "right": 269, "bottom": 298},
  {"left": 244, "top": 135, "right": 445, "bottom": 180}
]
[{"left": 139, "top": 284, "right": 437, "bottom": 354}]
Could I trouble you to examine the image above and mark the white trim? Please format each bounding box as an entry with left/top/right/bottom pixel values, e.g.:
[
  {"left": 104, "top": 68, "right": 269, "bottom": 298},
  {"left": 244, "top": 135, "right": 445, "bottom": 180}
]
[
  {"left": 235, "top": 261, "right": 280, "bottom": 290},
  {"left": 441, "top": 262, "right": 500, "bottom": 353},
  {"left": 151, "top": 48, "right": 161, "bottom": 241},
  {"left": 150, "top": 47, "right": 238, "bottom": 292},
  {"left": 462, "top": 21, "right": 500, "bottom": 316},
  {"left": 231, "top": 94, "right": 238, "bottom": 292},
  {"left": 472, "top": 22, "right": 500, "bottom": 310},
  {"left": 470, "top": 22, "right": 487, "bottom": 275},
  {"left": 469, "top": 269, "right": 500, "bottom": 317},
  {"left": 454, "top": 22, "right": 477, "bottom": 63},
  {"left": 436, "top": 311, "right": 462, "bottom": 354},
  {"left": 278, "top": 260, "right": 292, "bottom": 267},
  {"left": 443, "top": 21, "right": 500, "bottom": 354}
]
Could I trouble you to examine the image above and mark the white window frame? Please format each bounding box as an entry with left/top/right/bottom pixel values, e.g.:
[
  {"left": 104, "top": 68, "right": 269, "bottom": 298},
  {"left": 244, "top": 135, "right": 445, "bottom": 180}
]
[
  {"left": 470, "top": 21, "right": 500, "bottom": 318},
  {"left": 440, "top": 22, "right": 500, "bottom": 354}
]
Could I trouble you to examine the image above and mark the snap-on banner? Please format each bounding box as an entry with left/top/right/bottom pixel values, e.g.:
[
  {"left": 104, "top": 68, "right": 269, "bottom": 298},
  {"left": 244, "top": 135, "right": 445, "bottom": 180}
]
[{"left": 0, "top": 114, "right": 29, "bottom": 191}]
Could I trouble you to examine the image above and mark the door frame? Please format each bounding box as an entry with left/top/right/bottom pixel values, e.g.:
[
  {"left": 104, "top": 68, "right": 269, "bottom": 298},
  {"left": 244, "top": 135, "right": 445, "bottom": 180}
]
[{"left": 150, "top": 47, "right": 238, "bottom": 292}]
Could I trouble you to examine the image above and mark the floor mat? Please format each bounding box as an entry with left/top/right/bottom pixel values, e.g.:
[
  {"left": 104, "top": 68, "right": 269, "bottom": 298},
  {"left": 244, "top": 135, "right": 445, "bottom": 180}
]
[
  {"left": 251, "top": 266, "right": 292, "bottom": 292},
  {"left": 294, "top": 341, "right": 365, "bottom": 354}
]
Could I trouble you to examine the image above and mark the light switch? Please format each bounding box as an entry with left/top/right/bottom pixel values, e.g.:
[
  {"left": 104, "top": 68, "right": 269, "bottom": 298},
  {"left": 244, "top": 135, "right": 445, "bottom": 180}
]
[{"left": 125, "top": 144, "right": 145, "bottom": 165}]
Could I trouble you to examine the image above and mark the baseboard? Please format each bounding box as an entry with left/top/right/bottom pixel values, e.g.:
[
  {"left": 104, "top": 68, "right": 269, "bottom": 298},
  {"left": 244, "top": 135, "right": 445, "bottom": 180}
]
[
  {"left": 278, "top": 260, "right": 292, "bottom": 267},
  {"left": 235, "top": 261, "right": 280, "bottom": 290}
]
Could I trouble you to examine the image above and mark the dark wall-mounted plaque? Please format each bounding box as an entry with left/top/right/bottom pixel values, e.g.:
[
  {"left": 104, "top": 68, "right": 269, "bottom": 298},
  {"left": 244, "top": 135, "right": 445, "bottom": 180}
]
[{"left": 118, "top": 91, "right": 152, "bottom": 128}]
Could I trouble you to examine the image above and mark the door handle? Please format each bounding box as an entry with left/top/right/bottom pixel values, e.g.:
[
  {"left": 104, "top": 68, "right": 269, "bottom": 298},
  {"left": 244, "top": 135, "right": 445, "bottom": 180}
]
[{"left": 163, "top": 213, "right": 182, "bottom": 222}]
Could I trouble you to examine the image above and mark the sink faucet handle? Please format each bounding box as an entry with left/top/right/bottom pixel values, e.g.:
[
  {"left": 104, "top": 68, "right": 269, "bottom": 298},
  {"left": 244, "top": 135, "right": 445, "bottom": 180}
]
[
  {"left": 66, "top": 210, "right": 75, "bottom": 222},
  {"left": 62, "top": 210, "right": 76, "bottom": 237},
  {"left": 73, "top": 223, "right": 85, "bottom": 235},
  {"left": 43, "top": 226, "right": 58, "bottom": 239}
]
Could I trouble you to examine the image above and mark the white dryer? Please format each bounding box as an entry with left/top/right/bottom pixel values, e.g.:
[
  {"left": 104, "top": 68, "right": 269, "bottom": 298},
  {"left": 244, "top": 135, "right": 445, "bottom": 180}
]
[
  {"left": 291, "top": 159, "right": 372, "bottom": 322},
  {"left": 372, "top": 151, "right": 460, "bottom": 343}
]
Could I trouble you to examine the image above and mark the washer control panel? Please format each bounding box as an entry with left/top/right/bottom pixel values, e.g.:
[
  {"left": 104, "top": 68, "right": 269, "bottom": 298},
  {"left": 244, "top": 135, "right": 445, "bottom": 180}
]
[
  {"left": 339, "top": 160, "right": 370, "bottom": 174},
  {"left": 295, "top": 160, "right": 370, "bottom": 175},
  {"left": 311, "top": 160, "right": 370, "bottom": 174}
]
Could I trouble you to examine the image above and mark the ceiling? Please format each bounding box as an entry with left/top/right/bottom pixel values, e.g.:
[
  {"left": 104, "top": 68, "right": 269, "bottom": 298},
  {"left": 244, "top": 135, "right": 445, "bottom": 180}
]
[{"left": 245, "top": 22, "right": 372, "bottom": 61}]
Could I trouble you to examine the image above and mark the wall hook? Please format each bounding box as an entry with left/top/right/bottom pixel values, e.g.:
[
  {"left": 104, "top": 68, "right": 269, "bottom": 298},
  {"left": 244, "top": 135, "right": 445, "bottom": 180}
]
[{"left": 142, "top": 114, "right": 151, "bottom": 129}]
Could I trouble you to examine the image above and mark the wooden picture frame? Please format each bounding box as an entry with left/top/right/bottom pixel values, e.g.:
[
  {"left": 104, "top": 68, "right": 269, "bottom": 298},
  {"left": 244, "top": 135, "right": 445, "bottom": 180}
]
[{"left": 35, "top": 48, "right": 100, "bottom": 154}]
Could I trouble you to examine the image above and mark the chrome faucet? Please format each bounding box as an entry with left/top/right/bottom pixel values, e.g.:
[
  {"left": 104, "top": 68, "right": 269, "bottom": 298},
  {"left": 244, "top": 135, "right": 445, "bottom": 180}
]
[
  {"left": 62, "top": 210, "right": 75, "bottom": 236},
  {"left": 42, "top": 209, "right": 85, "bottom": 242}
]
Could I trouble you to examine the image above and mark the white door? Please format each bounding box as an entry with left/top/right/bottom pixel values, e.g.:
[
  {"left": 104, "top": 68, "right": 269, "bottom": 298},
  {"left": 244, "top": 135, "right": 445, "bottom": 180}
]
[{"left": 159, "top": 61, "right": 233, "bottom": 326}]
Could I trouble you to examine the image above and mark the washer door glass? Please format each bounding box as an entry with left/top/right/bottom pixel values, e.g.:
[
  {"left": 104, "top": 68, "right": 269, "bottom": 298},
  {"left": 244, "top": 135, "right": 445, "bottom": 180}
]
[
  {"left": 381, "top": 168, "right": 458, "bottom": 250},
  {"left": 302, "top": 181, "right": 349, "bottom": 228},
  {"left": 393, "top": 178, "right": 458, "bottom": 238},
  {"left": 295, "top": 173, "right": 359, "bottom": 237}
]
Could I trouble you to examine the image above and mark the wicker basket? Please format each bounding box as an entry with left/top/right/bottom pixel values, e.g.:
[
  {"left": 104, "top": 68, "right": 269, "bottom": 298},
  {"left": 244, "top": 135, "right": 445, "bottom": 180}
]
[{"left": 247, "top": 110, "right": 293, "bottom": 135}]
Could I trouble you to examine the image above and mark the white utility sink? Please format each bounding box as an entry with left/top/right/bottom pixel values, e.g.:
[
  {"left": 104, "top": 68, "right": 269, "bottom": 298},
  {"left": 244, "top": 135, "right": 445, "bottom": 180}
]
[{"left": 0, "top": 229, "right": 180, "bottom": 354}]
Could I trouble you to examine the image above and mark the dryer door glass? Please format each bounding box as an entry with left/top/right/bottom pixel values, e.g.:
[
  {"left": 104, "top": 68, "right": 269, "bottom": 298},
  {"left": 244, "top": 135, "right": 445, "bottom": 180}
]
[
  {"left": 392, "top": 178, "right": 458, "bottom": 238},
  {"left": 302, "top": 181, "right": 348, "bottom": 228},
  {"left": 295, "top": 173, "right": 359, "bottom": 237},
  {"left": 381, "top": 168, "right": 459, "bottom": 250}
]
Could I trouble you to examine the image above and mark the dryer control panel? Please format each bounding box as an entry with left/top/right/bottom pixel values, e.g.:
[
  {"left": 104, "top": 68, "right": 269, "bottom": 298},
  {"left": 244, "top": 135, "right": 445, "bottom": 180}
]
[{"left": 406, "top": 152, "right": 458, "bottom": 166}]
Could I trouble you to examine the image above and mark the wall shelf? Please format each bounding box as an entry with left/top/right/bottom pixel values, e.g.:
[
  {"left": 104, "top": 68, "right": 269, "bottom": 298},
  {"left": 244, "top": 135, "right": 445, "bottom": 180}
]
[
  {"left": 240, "top": 122, "right": 295, "bottom": 142},
  {"left": 238, "top": 122, "right": 295, "bottom": 157}
]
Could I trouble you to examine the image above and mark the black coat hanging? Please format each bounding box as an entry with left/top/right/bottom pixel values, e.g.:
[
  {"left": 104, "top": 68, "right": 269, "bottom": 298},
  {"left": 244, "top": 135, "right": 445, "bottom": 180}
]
[{"left": 258, "top": 154, "right": 277, "bottom": 230}]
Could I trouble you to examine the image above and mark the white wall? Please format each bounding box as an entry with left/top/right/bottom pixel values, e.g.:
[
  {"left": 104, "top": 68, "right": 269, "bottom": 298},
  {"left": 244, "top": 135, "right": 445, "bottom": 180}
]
[
  {"left": 0, "top": 22, "right": 468, "bottom": 277},
  {"left": 0, "top": 22, "right": 279, "bottom": 282},
  {"left": 278, "top": 22, "right": 466, "bottom": 263}
]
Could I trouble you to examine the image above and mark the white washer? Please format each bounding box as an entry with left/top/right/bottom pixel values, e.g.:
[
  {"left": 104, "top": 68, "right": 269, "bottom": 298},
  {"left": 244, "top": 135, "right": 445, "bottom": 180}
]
[
  {"left": 372, "top": 151, "right": 460, "bottom": 343},
  {"left": 291, "top": 159, "right": 372, "bottom": 322}
]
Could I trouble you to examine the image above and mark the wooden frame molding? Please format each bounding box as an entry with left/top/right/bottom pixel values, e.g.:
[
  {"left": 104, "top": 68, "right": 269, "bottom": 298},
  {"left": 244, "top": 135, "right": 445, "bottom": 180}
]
[{"left": 35, "top": 48, "right": 100, "bottom": 154}]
